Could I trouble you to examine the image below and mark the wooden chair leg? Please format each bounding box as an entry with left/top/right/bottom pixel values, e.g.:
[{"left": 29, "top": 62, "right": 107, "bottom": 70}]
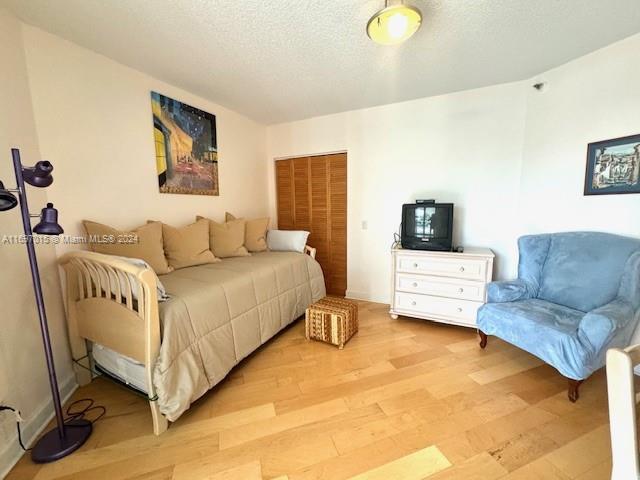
[
  {"left": 568, "top": 378, "right": 584, "bottom": 403},
  {"left": 478, "top": 330, "right": 488, "bottom": 349}
]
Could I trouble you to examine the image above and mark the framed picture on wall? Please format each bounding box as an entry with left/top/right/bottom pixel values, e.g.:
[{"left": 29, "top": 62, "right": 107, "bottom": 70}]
[
  {"left": 150, "top": 91, "right": 219, "bottom": 195},
  {"left": 584, "top": 134, "right": 640, "bottom": 195}
]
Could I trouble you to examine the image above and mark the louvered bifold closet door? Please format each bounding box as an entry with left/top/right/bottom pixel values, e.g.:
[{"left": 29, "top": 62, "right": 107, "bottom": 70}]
[
  {"left": 275, "top": 153, "right": 347, "bottom": 296},
  {"left": 310, "top": 156, "right": 330, "bottom": 286},
  {"left": 275, "top": 159, "right": 295, "bottom": 230},
  {"left": 327, "top": 153, "right": 347, "bottom": 296},
  {"left": 292, "top": 157, "right": 311, "bottom": 233}
]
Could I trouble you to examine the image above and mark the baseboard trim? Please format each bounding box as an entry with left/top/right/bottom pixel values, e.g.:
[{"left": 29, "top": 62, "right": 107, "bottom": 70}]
[
  {"left": 0, "top": 374, "right": 77, "bottom": 478},
  {"left": 345, "top": 290, "right": 389, "bottom": 304}
]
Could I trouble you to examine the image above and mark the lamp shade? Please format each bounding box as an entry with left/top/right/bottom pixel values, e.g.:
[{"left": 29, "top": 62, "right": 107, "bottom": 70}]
[
  {"left": 33, "top": 203, "right": 64, "bottom": 235},
  {"left": 367, "top": 3, "right": 422, "bottom": 45},
  {"left": 0, "top": 181, "right": 18, "bottom": 211},
  {"left": 23, "top": 161, "right": 54, "bottom": 188}
]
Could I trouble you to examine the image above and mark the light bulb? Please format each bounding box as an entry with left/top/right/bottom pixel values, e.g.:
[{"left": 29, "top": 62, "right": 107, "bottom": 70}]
[
  {"left": 387, "top": 12, "right": 409, "bottom": 38},
  {"left": 367, "top": 3, "right": 422, "bottom": 46}
]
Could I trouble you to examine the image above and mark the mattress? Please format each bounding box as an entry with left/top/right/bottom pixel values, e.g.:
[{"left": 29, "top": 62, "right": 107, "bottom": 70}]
[{"left": 93, "top": 343, "right": 148, "bottom": 394}]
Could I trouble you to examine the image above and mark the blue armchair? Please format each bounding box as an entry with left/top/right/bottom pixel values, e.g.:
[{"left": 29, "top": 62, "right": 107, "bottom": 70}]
[{"left": 477, "top": 232, "right": 640, "bottom": 402}]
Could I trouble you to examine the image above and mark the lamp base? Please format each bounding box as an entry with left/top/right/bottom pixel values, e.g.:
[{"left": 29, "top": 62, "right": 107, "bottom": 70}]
[{"left": 31, "top": 419, "right": 92, "bottom": 463}]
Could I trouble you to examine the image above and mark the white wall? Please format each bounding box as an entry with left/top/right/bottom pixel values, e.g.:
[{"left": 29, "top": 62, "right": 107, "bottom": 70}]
[
  {"left": 518, "top": 33, "right": 640, "bottom": 238},
  {"left": 21, "top": 26, "right": 269, "bottom": 257},
  {"left": 267, "top": 33, "right": 640, "bottom": 304},
  {"left": 0, "top": 10, "right": 75, "bottom": 477},
  {"left": 1, "top": 19, "right": 269, "bottom": 476},
  {"left": 267, "top": 83, "right": 528, "bottom": 302}
]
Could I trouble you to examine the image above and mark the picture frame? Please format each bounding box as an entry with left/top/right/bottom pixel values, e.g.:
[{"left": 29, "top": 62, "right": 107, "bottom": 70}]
[
  {"left": 584, "top": 133, "right": 640, "bottom": 196},
  {"left": 150, "top": 91, "right": 219, "bottom": 196}
]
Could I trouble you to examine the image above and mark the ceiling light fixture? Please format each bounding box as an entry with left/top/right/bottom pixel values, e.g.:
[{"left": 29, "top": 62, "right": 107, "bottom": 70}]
[{"left": 367, "top": 0, "right": 422, "bottom": 46}]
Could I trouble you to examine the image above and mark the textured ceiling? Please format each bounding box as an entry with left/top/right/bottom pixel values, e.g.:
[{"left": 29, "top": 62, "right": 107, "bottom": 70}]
[{"left": 4, "top": 0, "right": 640, "bottom": 124}]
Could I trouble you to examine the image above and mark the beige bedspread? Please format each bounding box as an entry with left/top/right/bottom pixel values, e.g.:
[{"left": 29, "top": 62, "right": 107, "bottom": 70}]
[{"left": 153, "top": 251, "right": 325, "bottom": 421}]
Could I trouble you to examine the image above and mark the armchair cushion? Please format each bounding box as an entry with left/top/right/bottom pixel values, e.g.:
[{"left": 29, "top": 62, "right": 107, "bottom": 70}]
[
  {"left": 537, "top": 232, "right": 640, "bottom": 313},
  {"left": 517, "top": 234, "right": 551, "bottom": 294},
  {"left": 619, "top": 251, "right": 640, "bottom": 310},
  {"left": 477, "top": 299, "right": 588, "bottom": 379},
  {"left": 487, "top": 279, "right": 534, "bottom": 303},
  {"left": 578, "top": 298, "right": 635, "bottom": 354}
]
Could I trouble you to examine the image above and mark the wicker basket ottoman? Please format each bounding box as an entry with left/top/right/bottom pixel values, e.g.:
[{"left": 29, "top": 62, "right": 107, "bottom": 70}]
[{"left": 305, "top": 297, "right": 359, "bottom": 349}]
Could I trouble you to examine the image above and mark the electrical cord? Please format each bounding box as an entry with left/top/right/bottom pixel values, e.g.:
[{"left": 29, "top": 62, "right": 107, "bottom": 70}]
[
  {"left": 391, "top": 222, "right": 402, "bottom": 250},
  {"left": 0, "top": 406, "right": 30, "bottom": 451},
  {"left": 64, "top": 398, "right": 106, "bottom": 425},
  {"left": 73, "top": 354, "right": 158, "bottom": 402},
  {"left": 0, "top": 399, "right": 106, "bottom": 451}
]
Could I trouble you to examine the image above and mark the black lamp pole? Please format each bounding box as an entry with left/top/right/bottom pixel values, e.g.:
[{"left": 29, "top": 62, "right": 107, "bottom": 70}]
[{"left": 1, "top": 148, "right": 92, "bottom": 463}]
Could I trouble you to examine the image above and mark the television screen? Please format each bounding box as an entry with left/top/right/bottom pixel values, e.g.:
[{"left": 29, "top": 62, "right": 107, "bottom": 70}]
[
  {"left": 401, "top": 203, "right": 453, "bottom": 251},
  {"left": 407, "top": 206, "right": 449, "bottom": 239}
]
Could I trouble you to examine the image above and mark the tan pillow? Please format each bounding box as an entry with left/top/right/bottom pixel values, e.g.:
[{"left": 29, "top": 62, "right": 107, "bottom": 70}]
[
  {"left": 197, "top": 216, "right": 250, "bottom": 258},
  {"left": 82, "top": 220, "right": 172, "bottom": 274},
  {"left": 157, "top": 218, "right": 218, "bottom": 270},
  {"left": 225, "top": 212, "right": 269, "bottom": 252}
]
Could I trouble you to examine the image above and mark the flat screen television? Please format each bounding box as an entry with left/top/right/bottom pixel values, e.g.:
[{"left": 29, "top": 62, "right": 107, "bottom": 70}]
[{"left": 401, "top": 202, "right": 454, "bottom": 251}]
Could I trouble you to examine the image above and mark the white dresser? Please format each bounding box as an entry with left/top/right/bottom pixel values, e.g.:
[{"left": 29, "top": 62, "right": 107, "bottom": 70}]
[{"left": 390, "top": 247, "right": 494, "bottom": 328}]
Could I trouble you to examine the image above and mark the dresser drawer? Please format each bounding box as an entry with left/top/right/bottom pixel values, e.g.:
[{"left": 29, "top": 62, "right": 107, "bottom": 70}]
[
  {"left": 396, "top": 254, "right": 487, "bottom": 281},
  {"left": 396, "top": 274, "right": 486, "bottom": 302},
  {"left": 394, "top": 292, "right": 482, "bottom": 325}
]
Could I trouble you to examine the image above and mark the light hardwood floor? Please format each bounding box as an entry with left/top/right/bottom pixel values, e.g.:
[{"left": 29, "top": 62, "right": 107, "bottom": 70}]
[{"left": 8, "top": 301, "right": 617, "bottom": 480}]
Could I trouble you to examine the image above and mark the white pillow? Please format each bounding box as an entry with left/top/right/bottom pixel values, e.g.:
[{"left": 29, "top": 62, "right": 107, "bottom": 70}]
[{"left": 267, "top": 230, "right": 310, "bottom": 253}]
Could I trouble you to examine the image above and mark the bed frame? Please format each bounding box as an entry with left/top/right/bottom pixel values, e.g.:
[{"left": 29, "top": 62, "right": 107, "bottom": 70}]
[
  {"left": 59, "top": 246, "right": 317, "bottom": 435},
  {"left": 59, "top": 251, "right": 167, "bottom": 434}
]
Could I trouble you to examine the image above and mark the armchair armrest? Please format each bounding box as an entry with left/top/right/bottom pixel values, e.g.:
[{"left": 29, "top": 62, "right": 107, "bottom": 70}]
[
  {"left": 486, "top": 279, "right": 534, "bottom": 303},
  {"left": 578, "top": 298, "right": 634, "bottom": 353}
]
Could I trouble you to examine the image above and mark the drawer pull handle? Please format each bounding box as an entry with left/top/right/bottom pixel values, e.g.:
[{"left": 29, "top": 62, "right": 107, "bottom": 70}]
[
  {"left": 414, "top": 263, "right": 419, "bottom": 268},
  {"left": 459, "top": 266, "right": 465, "bottom": 272},
  {"left": 457, "top": 307, "right": 463, "bottom": 312},
  {"left": 458, "top": 288, "right": 464, "bottom": 293},
  {"left": 411, "top": 301, "right": 417, "bottom": 306},
  {"left": 412, "top": 282, "right": 418, "bottom": 287}
]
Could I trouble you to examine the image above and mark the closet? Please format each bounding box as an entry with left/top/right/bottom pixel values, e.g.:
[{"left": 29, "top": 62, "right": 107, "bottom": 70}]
[{"left": 275, "top": 153, "right": 347, "bottom": 296}]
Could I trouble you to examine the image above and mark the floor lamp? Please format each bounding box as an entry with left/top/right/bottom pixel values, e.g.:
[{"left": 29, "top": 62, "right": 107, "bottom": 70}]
[{"left": 0, "top": 148, "right": 92, "bottom": 463}]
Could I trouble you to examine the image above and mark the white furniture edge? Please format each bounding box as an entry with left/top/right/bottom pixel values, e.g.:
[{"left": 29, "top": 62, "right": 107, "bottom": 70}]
[
  {"left": 389, "top": 247, "right": 494, "bottom": 327},
  {"left": 59, "top": 245, "right": 317, "bottom": 435},
  {"left": 607, "top": 345, "right": 640, "bottom": 480}
]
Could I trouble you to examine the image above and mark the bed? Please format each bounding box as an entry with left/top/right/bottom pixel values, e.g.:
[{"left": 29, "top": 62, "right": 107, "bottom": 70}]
[{"left": 59, "top": 248, "right": 325, "bottom": 434}]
